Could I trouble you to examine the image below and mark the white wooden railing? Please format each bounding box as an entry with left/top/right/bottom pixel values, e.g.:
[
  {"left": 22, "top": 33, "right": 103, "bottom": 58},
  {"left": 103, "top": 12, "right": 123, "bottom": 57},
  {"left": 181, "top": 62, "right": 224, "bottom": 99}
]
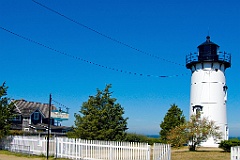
[
  {"left": 1, "top": 136, "right": 171, "bottom": 160},
  {"left": 231, "top": 146, "right": 240, "bottom": 160}
]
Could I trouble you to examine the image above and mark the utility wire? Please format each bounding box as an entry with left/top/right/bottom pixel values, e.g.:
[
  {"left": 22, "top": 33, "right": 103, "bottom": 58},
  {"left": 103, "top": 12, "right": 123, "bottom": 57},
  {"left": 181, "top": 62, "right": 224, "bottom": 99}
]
[
  {"left": 52, "top": 99, "right": 69, "bottom": 110},
  {"left": 0, "top": 26, "right": 188, "bottom": 78},
  {"left": 32, "top": 0, "right": 184, "bottom": 67}
]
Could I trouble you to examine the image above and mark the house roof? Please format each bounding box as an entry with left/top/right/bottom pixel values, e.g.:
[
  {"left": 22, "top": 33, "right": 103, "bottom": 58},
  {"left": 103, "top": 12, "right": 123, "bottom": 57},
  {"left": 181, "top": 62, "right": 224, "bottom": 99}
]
[{"left": 12, "top": 99, "right": 56, "bottom": 118}]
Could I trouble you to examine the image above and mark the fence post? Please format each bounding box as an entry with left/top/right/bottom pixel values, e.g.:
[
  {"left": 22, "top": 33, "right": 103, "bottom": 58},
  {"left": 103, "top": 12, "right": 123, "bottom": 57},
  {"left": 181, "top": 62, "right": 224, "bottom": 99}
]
[
  {"left": 167, "top": 144, "right": 171, "bottom": 160},
  {"left": 28, "top": 145, "right": 30, "bottom": 157},
  {"left": 238, "top": 146, "right": 240, "bottom": 160},
  {"left": 147, "top": 145, "right": 150, "bottom": 160},
  {"left": 75, "top": 138, "right": 77, "bottom": 159},
  {"left": 109, "top": 144, "right": 113, "bottom": 160},
  {"left": 231, "top": 147, "right": 233, "bottom": 160},
  {"left": 61, "top": 138, "right": 63, "bottom": 158},
  {"left": 237, "top": 146, "right": 240, "bottom": 160},
  {"left": 54, "top": 137, "right": 57, "bottom": 158}
]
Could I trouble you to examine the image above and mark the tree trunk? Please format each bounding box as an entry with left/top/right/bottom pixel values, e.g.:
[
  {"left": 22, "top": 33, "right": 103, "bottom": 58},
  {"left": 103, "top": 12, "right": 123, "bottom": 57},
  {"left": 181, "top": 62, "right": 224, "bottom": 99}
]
[{"left": 189, "top": 144, "right": 196, "bottom": 151}]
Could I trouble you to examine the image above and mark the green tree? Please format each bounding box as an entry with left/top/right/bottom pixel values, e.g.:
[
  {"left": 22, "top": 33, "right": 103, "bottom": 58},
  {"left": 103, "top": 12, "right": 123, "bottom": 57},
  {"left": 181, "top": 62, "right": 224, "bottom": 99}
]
[
  {"left": 159, "top": 104, "right": 185, "bottom": 143},
  {"left": 187, "top": 113, "right": 222, "bottom": 151},
  {"left": 74, "top": 84, "right": 128, "bottom": 141},
  {"left": 166, "top": 124, "right": 188, "bottom": 148},
  {"left": 0, "top": 82, "right": 14, "bottom": 140},
  {"left": 167, "top": 113, "right": 222, "bottom": 151}
]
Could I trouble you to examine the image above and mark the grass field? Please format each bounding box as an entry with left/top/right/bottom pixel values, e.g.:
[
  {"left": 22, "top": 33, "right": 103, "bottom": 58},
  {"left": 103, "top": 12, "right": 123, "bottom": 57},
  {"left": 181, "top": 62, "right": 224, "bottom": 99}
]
[
  {"left": 0, "top": 150, "right": 68, "bottom": 160},
  {"left": 171, "top": 147, "right": 230, "bottom": 160}
]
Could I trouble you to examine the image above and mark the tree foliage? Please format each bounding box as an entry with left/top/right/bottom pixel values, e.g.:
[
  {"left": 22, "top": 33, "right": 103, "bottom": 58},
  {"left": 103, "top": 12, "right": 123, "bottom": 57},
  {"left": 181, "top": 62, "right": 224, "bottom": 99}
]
[
  {"left": 187, "top": 112, "right": 222, "bottom": 151},
  {"left": 167, "top": 113, "right": 222, "bottom": 151},
  {"left": 0, "top": 82, "right": 14, "bottom": 140},
  {"left": 74, "top": 84, "right": 128, "bottom": 141},
  {"left": 159, "top": 104, "right": 185, "bottom": 143},
  {"left": 166, "top": 124, "right": 188, "bottom": 148}
]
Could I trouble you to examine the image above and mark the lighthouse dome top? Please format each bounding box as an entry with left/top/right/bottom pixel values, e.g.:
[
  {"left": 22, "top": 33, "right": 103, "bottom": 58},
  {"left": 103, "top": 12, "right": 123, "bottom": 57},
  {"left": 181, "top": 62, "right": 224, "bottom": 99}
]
[
  {"left": 198, "top": 36, "right": 219, "bottom": 48},
  {"left": 186, "top": 36, "right": 231, "bottom": 69},
  {"left": 197, "top": 36, "right": 219, "bottom": 61}
]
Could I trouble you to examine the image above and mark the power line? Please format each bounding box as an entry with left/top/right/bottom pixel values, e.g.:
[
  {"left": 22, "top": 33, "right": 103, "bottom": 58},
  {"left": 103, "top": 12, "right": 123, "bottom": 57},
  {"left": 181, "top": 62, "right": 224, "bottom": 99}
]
[
  {"left": 31, "top": 0, "right": 184, "bottom": 67},
  {"left": 52, "top": 99, "right": 69, "bottom": 111},
  {"left": 0, "top": 26, "right": 188, "bottom": 78}
]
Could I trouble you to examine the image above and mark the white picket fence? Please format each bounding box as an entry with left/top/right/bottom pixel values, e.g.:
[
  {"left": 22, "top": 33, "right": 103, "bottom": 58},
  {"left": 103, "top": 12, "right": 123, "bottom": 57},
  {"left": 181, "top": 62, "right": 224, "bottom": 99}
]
[
  {"left": 1, "top": 136, "right": 171, "bottom": 160},
  {"left": 1, "top": 136, "right": 55, "bottom": 156},
  {"left": 56, "top": 138, "right": 150, "bottom": 160},
  {"left": 231, "top": 146, "right": 240, "bottom": 160},
  {"left": 152, "top": 143, "right": 171, "bottom": 160}
]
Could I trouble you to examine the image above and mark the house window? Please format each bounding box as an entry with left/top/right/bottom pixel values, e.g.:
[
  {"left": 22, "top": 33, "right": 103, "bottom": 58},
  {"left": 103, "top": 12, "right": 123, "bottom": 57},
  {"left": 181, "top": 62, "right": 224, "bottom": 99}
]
[
  {"left": 15, "top": 116, "right": 21, "bottom": 121},
  {"left": 34, "top": 112, "right": 39, "bottom": 120},
  {"left": 13, "top": 115, "right": 21, "bottom": 121}
]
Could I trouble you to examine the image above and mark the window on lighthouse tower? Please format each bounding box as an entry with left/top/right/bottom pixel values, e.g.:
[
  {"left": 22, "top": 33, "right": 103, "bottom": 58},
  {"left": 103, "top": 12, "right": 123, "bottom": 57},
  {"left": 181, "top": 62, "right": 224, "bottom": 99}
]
[
  {"left": 223, "top": 85, "right": 228, "bottom": 103},
  {"left": 223, "top": 85, "right": 228, "bottom": 93},
  {"left": 192, "top": 105, "right": 203, "bottom": 114}
]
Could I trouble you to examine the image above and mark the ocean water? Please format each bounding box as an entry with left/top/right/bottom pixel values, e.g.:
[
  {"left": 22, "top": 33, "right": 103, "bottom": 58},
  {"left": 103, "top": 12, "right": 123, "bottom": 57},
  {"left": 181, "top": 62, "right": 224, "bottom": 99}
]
[
  {"left": 229, "top": 137, "right": 240, "bottom": 140},
  {"left": 146, "top": 135, "right": 160, "bottom": 138}
]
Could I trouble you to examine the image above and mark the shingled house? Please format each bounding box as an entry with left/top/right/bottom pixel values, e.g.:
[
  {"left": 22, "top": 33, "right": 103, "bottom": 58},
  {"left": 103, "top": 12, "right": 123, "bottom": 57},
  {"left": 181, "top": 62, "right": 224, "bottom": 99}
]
[{"left": 11, "top": 99, "right": 71, "bottom": 133}]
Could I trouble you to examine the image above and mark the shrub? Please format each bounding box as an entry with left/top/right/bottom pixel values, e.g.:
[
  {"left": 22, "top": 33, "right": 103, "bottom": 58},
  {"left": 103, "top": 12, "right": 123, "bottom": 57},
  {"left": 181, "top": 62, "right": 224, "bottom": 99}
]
[
  {"left": 125, "top": 133, "right": 162, "bottom": 145},
  {"left": 145, "top": 137, "right": 162, "bottom": 145},
  {"left": 9, "top": 130, "right": 24, "bottom": 135},
  {"left": 66, "top": 131, "right": 78, "bottom": 138},
  {"left": 219, "top": 139, "right": 240, "bottom": 152},
  {"left": 125, "top": 133, "right": 148, "bottom": 143}
]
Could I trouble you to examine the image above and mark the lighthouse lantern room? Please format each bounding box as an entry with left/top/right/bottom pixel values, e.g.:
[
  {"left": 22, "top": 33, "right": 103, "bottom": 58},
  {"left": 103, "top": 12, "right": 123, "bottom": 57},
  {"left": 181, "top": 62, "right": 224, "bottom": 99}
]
[{"left": 186, "top": 36, "right": 231, "bottom": 147}]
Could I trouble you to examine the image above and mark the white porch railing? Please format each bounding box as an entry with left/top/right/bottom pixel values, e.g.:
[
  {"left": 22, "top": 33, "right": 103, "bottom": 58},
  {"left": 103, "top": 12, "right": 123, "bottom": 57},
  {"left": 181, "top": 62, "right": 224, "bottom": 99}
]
[
  {"left": 1, "top": 136, "right": 171, "bottom": 160},
  {"left": 231, "top": 146, "right": 240, "bottom": 160}
]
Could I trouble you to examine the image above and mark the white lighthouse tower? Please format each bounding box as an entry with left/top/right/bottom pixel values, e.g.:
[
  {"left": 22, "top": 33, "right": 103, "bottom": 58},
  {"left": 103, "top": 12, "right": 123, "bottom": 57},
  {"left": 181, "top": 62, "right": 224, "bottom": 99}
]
[{"left": 186, "top": 36, "right": 231, "bottom": 147}]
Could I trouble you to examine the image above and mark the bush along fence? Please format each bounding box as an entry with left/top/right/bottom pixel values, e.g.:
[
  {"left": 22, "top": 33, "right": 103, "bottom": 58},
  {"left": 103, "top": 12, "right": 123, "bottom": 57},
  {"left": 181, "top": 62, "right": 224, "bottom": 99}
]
[
  {"left": 1, "top": 136, "right": 171, "bottom": 160},
  {"left": 231, "top": 146, "right": 240, "bottom": 160}
]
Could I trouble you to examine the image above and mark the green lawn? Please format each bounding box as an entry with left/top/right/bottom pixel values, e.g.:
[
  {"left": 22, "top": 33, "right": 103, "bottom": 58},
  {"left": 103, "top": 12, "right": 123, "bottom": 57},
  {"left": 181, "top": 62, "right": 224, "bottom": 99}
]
[
  {"left": 171, "top": 147, "right": 230, "bottom": 160},
  {"left": 0, "top": 150, "right": 68, "bottom": 160}
]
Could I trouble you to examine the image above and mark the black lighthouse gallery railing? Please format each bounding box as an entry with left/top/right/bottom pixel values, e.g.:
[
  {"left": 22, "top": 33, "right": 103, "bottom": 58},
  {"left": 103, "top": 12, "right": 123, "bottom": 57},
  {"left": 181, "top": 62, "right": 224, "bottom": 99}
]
[{"left": 186, "top": 51, "right": 231, "bottom": 69}]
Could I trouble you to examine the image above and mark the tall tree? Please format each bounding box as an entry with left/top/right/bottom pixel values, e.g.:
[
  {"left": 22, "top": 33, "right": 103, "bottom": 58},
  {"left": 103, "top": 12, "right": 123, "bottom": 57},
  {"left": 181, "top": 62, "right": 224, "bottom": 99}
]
[
  {"left": 167, "top": 113, "right": 222, "bottom": 151},
  {"left": 74, "top": 84, "right": 128, "bottom": 141},
  {"left": 159, "top": 104, "right": 185, "bottom": 143},
  {"left": 0, "top": 82, "right": 14, "bottom": 140}
]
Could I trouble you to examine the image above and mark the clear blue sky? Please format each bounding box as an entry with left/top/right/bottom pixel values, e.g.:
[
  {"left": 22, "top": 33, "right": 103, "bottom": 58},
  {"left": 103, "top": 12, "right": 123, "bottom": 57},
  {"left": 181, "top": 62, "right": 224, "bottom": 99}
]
[{"left": 1, "top": 0, "right": 240, "bottom": 136}]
